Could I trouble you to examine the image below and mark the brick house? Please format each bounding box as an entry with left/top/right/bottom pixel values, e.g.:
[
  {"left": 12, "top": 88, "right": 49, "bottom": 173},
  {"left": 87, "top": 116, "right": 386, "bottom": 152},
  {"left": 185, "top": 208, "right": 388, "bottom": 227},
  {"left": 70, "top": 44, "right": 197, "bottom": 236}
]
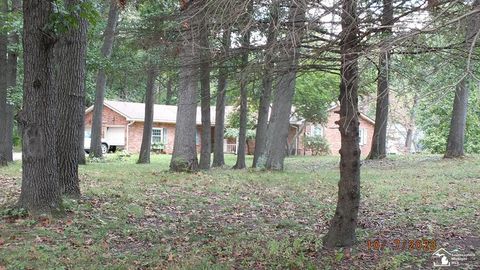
[
  {"left": 84, "top": 101, "right": 375, "bottom": 156},
  {"left": 302, "top": 105, "right": 375, "bottom": 156}
]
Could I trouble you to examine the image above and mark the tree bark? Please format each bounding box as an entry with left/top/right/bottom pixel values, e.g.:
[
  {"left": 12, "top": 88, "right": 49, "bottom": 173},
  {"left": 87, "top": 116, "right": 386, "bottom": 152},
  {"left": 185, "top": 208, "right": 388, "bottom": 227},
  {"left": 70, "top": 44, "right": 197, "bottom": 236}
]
[
  {"left": 367, "top": 0, "right": 393, "bottom": 160},
  {"left": 199, "top": 17, "right": 212, "bottom": 170},
  {"left": 165, "top": 77, "right": 174, "bottom": 105},
  {"left": 0, "top": 0, "right": 11, "bottom": 166},
  {"left": 287, "top": 122, "right": 306, "bottom": 156},
  {"left": 404, "top": 93, "right": 419, "bottom": 152},
  {"left": 90, "top": 0, "right": 119, "bottom": 158},
  {"left": 18, "top": 0, "right": 62, "bottom": 214},
  {"left": 212, "top": 29, "right": 231, "bottom": 168},
  {"left": 170, "top": 2, "right": 199, "bottom": 172},
  {"left": 252, "top": 2, "right": 279, "bottom": 168},
  {"left": 55, "top": 0, "right": 88, "bottom": 197},
  {"left": 138, "top": 64, "right": 158, "bottom": 164},
  {"left": 263, "top": 1, "right": 305, "bottom": 171},
  {"left": 445, "top": 0, "right": 480, "bottom": 158},
  {"left": 323, "top": 0, "right": 361, "bottom": 248},
  {"left": 233, "top": 4, "right": 253, "bottom": 170}
]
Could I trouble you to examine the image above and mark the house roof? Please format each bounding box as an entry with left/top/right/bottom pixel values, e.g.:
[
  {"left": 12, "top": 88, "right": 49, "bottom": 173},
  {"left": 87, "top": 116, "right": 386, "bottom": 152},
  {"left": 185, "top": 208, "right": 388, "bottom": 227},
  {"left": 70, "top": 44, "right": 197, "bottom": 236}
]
[
  {"left": 326, "top": 104, "right": 376, "bottom": 125},
  {"left": 85, "top": 100, "right": 235, "bottom": 125}
]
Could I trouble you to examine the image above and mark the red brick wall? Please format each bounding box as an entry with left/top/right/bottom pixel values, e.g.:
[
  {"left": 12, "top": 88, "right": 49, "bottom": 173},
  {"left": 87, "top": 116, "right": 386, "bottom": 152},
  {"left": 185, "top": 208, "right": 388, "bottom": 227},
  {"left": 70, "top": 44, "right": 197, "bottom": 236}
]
[
  {"left": 302, "top": 109, "right": 374, "bottom": 156},
  {"left": 126, "top": 122, "right": 176, "bottom": 153},
  {"left": 84, "top": 106, "right": 129, "bottom": 140}
]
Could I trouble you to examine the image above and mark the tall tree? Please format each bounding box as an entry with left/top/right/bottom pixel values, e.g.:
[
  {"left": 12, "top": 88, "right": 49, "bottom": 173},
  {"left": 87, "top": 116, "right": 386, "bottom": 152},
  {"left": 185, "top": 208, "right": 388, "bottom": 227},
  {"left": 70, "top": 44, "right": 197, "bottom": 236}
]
[
  {"left": 263, "top": 1, "right": 305, "bottom": 170},
  {"left": 138, "top": 63, "right": 158, "bottom": 164},
  {"left": 444, "top": 0, "right": 480, "bottom": 158},
  {"left": 170, "top": 0, "right": 200, "bottom": 172},
  {"left": 233, "top": 1, "right": 253, "bottom": 170},
  {"left": 212, "top": 29, "right": 231, "bottom": 167},
  {"left": 0, "top": 0, "right": 11, "bottom": 166},
  {"left": 252, "top": 2, "right": 279, "bottom": 168},
  {"left": 165, "top": 77, "right": 174, "bottom": 105},
  {"left": 367, "top": 0, "right": 393, "bottom": 160},
  {"left": 199, "top": 15, "right": 212, "bottom": 170},
  {"left": 90, "top": 0, "right": 119, "bottom": 158},
  {"left": 18, "top": 0, "right": 61, "bottom": 214},
  {"left": 323, "top": 0, "right": 361, "bottom": 248},
  {"left": 55, "top": 0, "right": 88, "bottom": 197}
]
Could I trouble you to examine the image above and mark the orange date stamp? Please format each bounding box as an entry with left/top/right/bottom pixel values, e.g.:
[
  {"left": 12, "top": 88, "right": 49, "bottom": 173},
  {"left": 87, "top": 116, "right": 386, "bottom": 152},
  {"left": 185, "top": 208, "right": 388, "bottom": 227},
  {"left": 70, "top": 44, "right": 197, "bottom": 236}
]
[{"left": 366, "top": 239, "right": 437, "bottom": 252}]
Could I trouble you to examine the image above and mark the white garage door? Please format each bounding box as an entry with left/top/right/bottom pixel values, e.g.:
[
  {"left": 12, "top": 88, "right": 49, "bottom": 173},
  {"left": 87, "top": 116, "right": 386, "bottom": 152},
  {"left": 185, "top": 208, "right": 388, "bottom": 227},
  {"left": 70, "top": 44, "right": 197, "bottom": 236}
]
[{"left": 106, "top": 127, "right": 125, "bottom": 146}]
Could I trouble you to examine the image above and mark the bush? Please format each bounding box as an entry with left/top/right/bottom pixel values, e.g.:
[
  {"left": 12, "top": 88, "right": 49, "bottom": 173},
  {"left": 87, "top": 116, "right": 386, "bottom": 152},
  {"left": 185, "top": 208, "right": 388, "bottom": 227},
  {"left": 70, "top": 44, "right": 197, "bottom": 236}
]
[{"left": 304, "top": 135, "right": 330, "bottom": 156}]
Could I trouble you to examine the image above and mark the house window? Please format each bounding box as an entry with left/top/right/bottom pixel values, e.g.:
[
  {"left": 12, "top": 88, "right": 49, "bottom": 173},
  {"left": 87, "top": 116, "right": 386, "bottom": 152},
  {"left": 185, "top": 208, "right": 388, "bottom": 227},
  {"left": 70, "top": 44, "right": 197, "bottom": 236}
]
[
  {"left": 152, "top": 128, "right": 165, "bottom": 144},
  {"left": 195, "top": 130, "right": 200, "bottom": 145},
  {"left": 359, "top": 128, "right": 367, "bottom": 145},
  {"left": 308, "top": 125, "right": 323, "bottom": 137}
]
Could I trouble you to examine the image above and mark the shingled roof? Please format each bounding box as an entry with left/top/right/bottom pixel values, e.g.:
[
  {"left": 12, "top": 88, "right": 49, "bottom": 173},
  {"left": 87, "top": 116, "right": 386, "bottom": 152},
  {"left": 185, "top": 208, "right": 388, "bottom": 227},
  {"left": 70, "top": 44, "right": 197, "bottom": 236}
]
[{"left": 85, "top": 100, "right": 235, "bottom": 125}]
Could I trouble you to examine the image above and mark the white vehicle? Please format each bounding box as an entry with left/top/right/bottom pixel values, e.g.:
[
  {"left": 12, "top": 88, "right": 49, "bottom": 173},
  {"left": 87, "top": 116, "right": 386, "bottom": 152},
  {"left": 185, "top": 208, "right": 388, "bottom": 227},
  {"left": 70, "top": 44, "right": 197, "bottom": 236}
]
[{"left": 84, "top": 131, "right": 111, "bottom": 155}]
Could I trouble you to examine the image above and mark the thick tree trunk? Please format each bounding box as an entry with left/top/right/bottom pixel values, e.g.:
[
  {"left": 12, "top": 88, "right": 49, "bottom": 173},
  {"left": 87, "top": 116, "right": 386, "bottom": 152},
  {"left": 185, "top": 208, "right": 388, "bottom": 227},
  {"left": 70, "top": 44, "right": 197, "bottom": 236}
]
[
  {"left": 445, "top": 0, "right": 480, "bottom": 158},
  {"left": 170, "top": 2, "right": 199, "bottom": 172},
  {"left": 233, "top": 17, "right": 252, "bottom": 170},
  {"left": 138, "top": 64, "right": 158, "bottom": 164},
  {"left": 212, "top": 30, "right": 231, "bottom": 168},
  {"left": 445, "top": 79, "right": 469, "bottom": 157},
  {"left": 165, "top": 77, "right": 174, "bottom": 105},
  {"left": 199, "top": 18, "right": 212, "bottom": 170},
  {"left": 323, "top": 0, "right": 361, "bottom": 248},
  {"left": 90, "top": 0, "right": 119, "bottom": 158},
  {"left": 367, "top": 0, "right": 393, "bottom": 160},
  {"left": 0, "top": 0, "right": 10, "bottom": 166},
  {"left": 252, "top": 2, "right": 278, "bottom": 168},
  {"left": 367, "top": 52, "right": 389, "bottom": 159},
  {"left": 18, "top": 0, "right": 62, "bottom": 214},
  {"left": 263, "top": 2, "right": 305, "bottom": 171},
  {"left": 55, "top": 0, "right": 88, "bottom": 197}
]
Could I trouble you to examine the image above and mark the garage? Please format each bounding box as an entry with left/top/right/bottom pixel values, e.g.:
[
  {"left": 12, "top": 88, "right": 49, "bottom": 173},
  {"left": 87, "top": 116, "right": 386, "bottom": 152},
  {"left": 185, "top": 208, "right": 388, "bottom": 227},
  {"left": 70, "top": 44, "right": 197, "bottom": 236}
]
[{"left": 105, "top": 127, "right": 125, "bottom": 146}]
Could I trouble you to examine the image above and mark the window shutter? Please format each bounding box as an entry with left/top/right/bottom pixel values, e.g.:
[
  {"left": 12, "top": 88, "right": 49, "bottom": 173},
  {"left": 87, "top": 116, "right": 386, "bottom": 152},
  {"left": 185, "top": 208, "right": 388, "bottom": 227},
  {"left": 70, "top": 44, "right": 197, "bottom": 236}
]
[
  {"left": 363, "top": 128, "right": 367, "bottom": 145},
  {"left": 163, "top": 128, "right": 168, "bottom": 143}
]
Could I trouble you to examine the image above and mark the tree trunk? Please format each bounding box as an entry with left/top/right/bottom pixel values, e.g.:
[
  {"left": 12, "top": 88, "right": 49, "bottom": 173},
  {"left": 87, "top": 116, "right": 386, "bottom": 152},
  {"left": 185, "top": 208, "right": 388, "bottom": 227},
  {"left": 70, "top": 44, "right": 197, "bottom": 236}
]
[
  {"left": 138, "top": 64, "right": 158, "bottom": 164},
  {"left": 233, "top": 6, "right": 252, "bottom": 170},
  {"left": 2, "top": 0, "right": 21, "bottom": 165},
  {"left": 170, "top": 2, "right": 199, "bottom": 172},
  {"left": 445, "top": 0, "right": 480, "bottom": 158},
  {"left": 263, "top": 2, "right": 305, "bottom": 171},
  {"left": 78, "top": 121, "right": 86, "bottom": 165},
  {"left": 287, "top": 122, "right": 306, "bottom": 156},
  {"left": 90, "top": 0, "right": 119, "bottom": 158},
  {"left": 55, "top": 0, "right": 88, "bottom": 197},
  {"left": 404, "top": 93, "right": 419, "bottom": 153},
  {"left": 199, "top": 17, "right": 212, "bottom": 170},
  {"left": 0, "top": 0, "right": 10, "bottom": 166},
  {"left": 165, "top": 77, "right": 174, "bottom": 105},
  {"left": 323, "top": 0, "right": 361, "bottom": 248},
  {"left": 212, "top": 29, "right": 231, "bottom": 168},
  {"left": 252, "top": 2, "right": 279, "bottom": 168},
  {"left": 367, "top": 0, "right": 393, "bottom": 160},
  {"left": 18, "top": 0, "right": 62, "bottom": 214}
]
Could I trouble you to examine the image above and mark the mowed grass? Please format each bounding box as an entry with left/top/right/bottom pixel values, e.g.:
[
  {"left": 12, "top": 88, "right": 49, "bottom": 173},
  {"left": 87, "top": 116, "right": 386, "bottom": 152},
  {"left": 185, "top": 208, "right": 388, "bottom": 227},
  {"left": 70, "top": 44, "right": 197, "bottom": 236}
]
[{"left": 0, "top": 154, "right": 479, "bottom": 269}]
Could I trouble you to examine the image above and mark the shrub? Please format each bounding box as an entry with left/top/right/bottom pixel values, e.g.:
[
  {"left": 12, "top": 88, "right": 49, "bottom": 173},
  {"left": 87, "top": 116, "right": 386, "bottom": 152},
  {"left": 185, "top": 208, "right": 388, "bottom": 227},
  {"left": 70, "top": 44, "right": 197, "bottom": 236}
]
[{"left": 304, "top": 135, "right": 330, "bottom": 156}]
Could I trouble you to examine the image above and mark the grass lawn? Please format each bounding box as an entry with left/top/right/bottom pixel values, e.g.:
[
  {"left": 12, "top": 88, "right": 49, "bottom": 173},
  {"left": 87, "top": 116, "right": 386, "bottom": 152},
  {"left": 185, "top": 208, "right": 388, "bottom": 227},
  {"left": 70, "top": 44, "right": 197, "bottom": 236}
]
[{"left": 0, "top": 154, "right": 479, "bottom": 269}]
